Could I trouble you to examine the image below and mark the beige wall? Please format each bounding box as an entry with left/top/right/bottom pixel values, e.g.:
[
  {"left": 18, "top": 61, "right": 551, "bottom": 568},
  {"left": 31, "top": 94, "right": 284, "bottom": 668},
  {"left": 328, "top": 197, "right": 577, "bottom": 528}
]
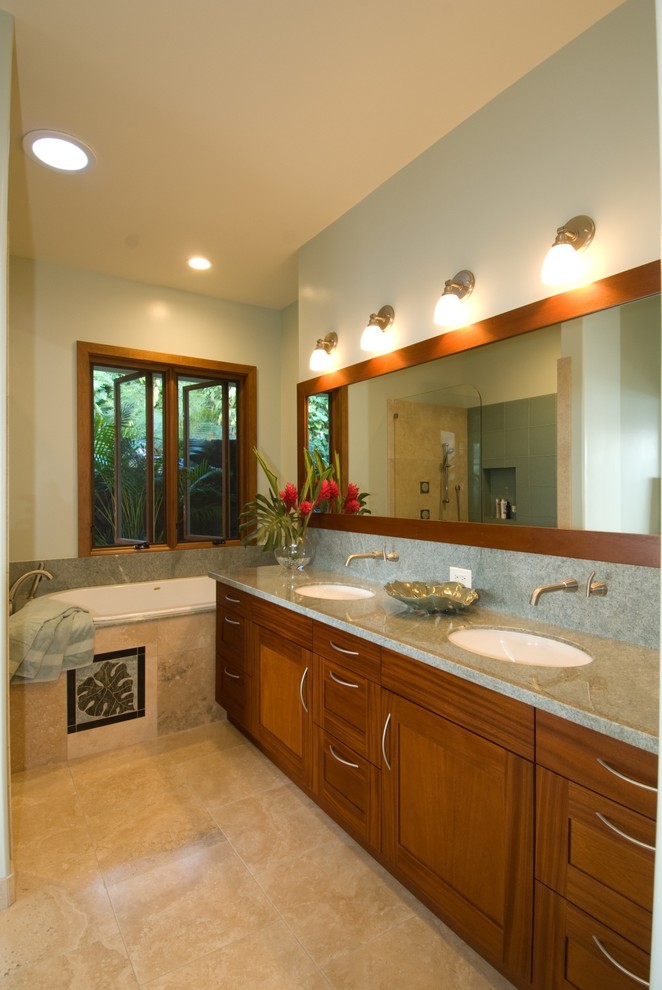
[{"left": 8, "top": 257, "right": 286, "bottom": 561}]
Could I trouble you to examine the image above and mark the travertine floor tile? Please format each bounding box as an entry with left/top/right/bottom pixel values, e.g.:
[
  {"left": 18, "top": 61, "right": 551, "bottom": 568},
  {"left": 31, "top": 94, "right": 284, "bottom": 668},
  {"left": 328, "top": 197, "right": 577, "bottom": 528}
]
[
  {"left": 142, "top": 920, "right": 330, "bottom": 989},
  {"left": 0, "top": 875, "right": 121, "bottom": 980},
  {"left": 254, "top": 833, "right": 417, "bottom": 969},
  {"left": 1, "top": 928, "right": 139, "bottom": 990},
  {"left": 7, "top": 722, "right": 516, "bottom": 989},
  {"left": 170, "top": 737, "right": 287, "bottom": 807},
  {"left": 323, "top": 911, "right": 516, "bottom": 989},
  {"left": 212, "top": 779, "right": 342, "bottom": 873},
  {"left": 108, "top": 838, "right": 279, "bottom": 984}
]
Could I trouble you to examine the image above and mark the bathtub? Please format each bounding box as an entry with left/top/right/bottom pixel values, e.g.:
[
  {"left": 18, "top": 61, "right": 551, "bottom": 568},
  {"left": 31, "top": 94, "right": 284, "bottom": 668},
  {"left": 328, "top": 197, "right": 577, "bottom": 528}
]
[{"left": 47, "top": 575, "right": 217, "bottom": 627}]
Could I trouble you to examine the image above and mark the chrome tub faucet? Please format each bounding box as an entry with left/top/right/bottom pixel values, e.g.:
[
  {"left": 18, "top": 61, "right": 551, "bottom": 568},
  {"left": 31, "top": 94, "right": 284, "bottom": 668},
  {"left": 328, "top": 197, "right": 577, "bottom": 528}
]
[{"left": 9, "top": 563, "right": 54, "bottom": 614}]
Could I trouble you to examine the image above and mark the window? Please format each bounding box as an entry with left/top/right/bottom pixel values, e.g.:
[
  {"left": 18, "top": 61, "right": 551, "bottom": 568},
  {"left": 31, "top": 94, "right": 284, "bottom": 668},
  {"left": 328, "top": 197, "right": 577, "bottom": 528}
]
[{"left": 77, "top": 342, "right": 256, "bottom": 555}]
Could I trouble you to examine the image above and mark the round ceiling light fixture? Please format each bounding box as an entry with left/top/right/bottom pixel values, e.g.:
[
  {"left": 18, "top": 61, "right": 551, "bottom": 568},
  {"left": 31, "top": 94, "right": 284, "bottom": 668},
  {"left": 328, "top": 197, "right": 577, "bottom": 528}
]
[
  {"left": 187, "top": 256, "right": 212, "bottom": 270},
  {"left": 23, "top": 129, "right": 95, "bottom": 172}
]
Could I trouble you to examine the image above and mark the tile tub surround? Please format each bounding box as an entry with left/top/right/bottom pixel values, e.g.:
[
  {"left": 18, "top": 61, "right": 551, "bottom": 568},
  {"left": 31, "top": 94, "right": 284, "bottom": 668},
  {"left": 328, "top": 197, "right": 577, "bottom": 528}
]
[
  {"left": 210, "top": 564, "right": 659, "bottom": 753},
  {"left": 9, "top": 610, "right": 220, "bottom": 772}
]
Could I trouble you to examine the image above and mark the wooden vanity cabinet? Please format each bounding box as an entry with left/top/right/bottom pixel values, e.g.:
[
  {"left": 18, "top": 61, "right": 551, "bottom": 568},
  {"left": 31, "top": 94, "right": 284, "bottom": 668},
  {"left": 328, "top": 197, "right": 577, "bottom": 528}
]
[
  {"left": 381, "top": 648, "right": 536, "bottom": 986},
  {"left": 534, "top": 710, "right": 658, "bottom": 989},
  {"left": 311, "top": 621, "right": 382, "bottom": 850},
  {"left": 251, "top": 598, "right": 314, "bottom": 791},
  {"left": 215, "top": 582, "right": 254, "bottom": 732}
]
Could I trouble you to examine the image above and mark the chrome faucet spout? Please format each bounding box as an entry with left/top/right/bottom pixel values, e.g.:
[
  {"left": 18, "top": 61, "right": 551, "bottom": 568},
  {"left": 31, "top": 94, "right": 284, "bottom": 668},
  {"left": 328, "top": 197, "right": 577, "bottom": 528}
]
[
  {"left": 345, "top": 547, "right": 399, "bottom": 567},
  {"left": 529, "top": 578, "right": 578, "bottom": 606}
]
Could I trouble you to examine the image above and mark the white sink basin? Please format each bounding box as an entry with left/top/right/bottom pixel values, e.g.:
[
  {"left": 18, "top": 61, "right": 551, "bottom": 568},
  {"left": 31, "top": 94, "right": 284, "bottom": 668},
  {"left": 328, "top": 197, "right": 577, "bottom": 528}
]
[
  {"left": 447, "top": 627, "right": 592, "bottom": 667},
  {"left": 296, "top": 583, "right": 375, "bottom": 601}
]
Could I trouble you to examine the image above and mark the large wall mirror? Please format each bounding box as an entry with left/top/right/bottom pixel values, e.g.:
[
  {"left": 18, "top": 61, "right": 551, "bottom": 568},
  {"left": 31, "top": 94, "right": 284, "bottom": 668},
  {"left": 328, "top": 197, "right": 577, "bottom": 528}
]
[{"left": 297, "top": 262, "right": 661, "bottom": 566}]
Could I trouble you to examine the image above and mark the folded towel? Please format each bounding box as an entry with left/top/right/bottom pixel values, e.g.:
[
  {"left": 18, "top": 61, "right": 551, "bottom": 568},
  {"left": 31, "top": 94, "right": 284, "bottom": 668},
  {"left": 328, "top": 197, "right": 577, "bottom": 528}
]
[{"left": 9, "top": 598, "right": 96, "bottom": 684}]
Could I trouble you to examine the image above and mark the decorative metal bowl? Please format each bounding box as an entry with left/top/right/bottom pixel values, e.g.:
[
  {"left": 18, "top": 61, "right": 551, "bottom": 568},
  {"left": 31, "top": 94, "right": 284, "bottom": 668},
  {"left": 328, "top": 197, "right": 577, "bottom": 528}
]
[{"left": 384, "top": 580, "right": 479, "bottom": 615}]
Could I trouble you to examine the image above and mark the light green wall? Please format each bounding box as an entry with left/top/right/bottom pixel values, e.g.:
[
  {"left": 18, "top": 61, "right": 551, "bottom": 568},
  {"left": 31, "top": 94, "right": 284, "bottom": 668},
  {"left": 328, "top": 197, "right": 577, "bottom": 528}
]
[
  {"left": 298, "top": 0, "right": 659, "bottom": 378},
  {"left": 8, "top": 257, "right": 285, "bottom": 561}
]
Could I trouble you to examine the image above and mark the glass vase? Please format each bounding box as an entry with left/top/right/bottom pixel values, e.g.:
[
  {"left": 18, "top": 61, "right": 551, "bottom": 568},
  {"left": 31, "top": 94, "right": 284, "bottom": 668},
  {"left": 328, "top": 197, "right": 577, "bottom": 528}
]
[{"left": 274, "top": 533, "right": 314, "bottom": 571}]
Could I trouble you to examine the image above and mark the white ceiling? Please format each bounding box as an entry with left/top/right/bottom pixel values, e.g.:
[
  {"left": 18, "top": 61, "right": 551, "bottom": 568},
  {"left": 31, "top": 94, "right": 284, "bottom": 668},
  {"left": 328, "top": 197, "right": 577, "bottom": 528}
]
[{"left": 5, "top": 0, "right": 626, "bottom": 310}]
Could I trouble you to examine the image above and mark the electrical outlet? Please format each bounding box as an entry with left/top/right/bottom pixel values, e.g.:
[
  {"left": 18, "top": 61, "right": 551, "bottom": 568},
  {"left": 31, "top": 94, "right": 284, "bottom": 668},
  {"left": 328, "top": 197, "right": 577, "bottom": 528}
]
[{"left": 449, "top": 566, "right": 472, "bottom": 588}]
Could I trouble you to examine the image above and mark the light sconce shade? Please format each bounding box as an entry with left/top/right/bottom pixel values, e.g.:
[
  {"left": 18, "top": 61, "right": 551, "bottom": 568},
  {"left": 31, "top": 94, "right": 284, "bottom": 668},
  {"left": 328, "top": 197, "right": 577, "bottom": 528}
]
[
  {"left": 541, "top": 215, "right": 595, "bottom": 286},
  {"left": 309, "top": 331, "right": 338, "bottom": 372},
  {"left": 360, "top": 305, "right": 395, "bottom": 352},
  {"left": 433, "top": 270, "right": 475, "bottom": 328}
]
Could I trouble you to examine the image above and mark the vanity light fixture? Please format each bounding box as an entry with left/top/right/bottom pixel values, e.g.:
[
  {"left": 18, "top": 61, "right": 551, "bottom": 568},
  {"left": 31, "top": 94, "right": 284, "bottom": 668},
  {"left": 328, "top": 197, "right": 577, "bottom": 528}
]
[
  {"left": 360, "top": 305, "right": 395, "bottom": 352},
  {"left": 541, "top": 215, "right": 595, "bottom": 286},
  {"left": 433, "top": 270, "right": 475, "bottom": 328},
  {"left": 23, "top": 129, "right": 95, "bottom": 172},
  {"left": 309, "top": 331, "right": 338, "bottom": 372}
]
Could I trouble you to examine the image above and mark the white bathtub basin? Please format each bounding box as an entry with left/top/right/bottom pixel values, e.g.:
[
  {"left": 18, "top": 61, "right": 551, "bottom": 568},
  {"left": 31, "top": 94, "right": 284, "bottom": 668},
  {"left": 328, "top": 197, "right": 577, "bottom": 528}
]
[
  {"left": 296, "top": 583, "right": 375, "bottom": 601},
  {"left": 447, "top": 627, "right": 592, "bottom": 667}
]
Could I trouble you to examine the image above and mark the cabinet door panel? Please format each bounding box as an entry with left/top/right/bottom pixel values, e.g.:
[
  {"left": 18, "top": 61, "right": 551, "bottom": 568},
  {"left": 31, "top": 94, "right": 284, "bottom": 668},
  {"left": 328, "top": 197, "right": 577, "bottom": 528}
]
[
  {"left": 254, "top": 624, "right": 312, "bottom": 788},
  {"left": 382, "top": 692, "right": 533, "bottom": 981}
]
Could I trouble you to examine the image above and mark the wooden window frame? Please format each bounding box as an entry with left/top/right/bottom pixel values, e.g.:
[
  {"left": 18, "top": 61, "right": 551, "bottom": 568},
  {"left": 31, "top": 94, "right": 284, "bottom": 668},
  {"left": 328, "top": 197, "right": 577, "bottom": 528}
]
[{"left": 77, "top": 341, "right": 257, "bottom": 556}]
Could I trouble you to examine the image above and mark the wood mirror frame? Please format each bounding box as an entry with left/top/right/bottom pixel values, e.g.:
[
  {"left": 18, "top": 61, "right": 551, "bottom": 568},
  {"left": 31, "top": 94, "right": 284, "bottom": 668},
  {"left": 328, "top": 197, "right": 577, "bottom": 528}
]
[{"left": 297, "top": 261, "right": 661, "bottom": 567}]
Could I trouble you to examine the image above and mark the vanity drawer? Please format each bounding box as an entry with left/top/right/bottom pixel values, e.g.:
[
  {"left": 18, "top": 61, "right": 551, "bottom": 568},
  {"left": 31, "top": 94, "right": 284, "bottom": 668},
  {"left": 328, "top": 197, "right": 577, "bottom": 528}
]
[
  {"left": 536, "top": 766, "right": 654, "bottom": 951},
  {"left": 313, "top": 654, "right": 381, "bottom": 763},
  {"left": 534, "top": 882, "right": 650, "bottom": 990},
  {"left": 313, "top": 725, "right": 380, "bottom": 850},
  {"left": 216, "top": 657, "right": 254, "bottom": 732},
  {"left": 216, "top": 604, "right": 251, "bottom": 669},
  {"left": 216, "top": 581, "right": 252, "bottom": 614},
  {"left": 536, "top": 710, "right": 658, "bottom": 818},
  {"left": 313, "top": 621, "right": 381, "bottom": 681}
]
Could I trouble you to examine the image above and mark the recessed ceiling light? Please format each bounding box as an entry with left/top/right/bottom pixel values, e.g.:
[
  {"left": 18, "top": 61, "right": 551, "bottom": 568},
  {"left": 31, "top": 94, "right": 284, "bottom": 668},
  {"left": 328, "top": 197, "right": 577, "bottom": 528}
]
[
  {"left": 187, "top": 256, "right": 212, "bottom": 270},
  {"left": 23, "top": 129, "right": 95, "bottom": 172}
]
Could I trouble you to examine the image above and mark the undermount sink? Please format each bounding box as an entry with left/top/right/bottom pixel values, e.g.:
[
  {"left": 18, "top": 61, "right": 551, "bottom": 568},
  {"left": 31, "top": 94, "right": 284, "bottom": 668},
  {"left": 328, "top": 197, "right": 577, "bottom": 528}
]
[
  {"left": 447, "top": 627, "right": 592, "bottom": 667},
  {"left": 296, "top": 583, "right": 375, "bottom": 601}
]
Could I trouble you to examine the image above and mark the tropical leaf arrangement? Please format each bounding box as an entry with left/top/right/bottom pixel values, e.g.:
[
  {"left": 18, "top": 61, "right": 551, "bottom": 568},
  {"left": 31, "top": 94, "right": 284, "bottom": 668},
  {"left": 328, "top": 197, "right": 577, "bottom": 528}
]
[{"left": 239, "top": 448, "right": 370, "bottom": 552}]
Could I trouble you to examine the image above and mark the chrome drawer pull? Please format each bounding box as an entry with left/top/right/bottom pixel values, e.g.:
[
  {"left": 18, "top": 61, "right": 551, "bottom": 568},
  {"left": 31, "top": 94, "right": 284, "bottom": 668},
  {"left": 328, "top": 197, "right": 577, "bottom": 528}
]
[
  {"left": 381, "top": 713, "right": 392, "bottom": 770},
  {"left": 329, "top": 640, "right": 360, "bottom": 657},
  {"left": 592, "top": 936, "right": 649, "bottom": 987},
  {"left": 596, "top": 757, "right": 657, "bottom": 793},
  {"left": 224, "top": 616, "right": 241, "bottom": 626},
  {"left": 329, "top": 670, "right": 359, "bottom": 689},
  {"left": 595, "top": 812, "right": 655, "bottom": 852},
  {"left": 299, "top": 667, "right": 309, "bottom": 713},
  {"left": 223, "top": 667, "right": 241, "bottom": 680},
  {"left": 225, "top": 594, "right": 241, "bottom": 604},
  {"left": 329, "top": 744, "right": 360, "bottom": 769}
]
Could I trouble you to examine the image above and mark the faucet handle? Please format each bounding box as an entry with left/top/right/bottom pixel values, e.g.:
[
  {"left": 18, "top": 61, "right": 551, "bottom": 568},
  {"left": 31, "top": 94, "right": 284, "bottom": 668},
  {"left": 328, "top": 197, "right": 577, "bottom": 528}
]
[
  {"left": 385, "top": 550, "right": 399, "bottom": 562},
  {"left": 586, "top": 570, "right": 608, "bottom": 598}
]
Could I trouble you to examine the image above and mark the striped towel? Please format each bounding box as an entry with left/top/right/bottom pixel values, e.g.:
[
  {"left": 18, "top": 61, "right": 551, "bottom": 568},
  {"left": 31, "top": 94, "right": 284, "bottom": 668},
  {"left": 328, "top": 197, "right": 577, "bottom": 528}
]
[{"left": 9, "top": 598, "right": 95, "bottom": 684}]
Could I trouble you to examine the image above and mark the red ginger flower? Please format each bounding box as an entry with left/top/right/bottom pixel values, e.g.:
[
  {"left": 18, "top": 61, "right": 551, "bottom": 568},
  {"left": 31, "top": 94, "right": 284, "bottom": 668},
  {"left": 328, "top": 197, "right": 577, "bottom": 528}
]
[
  {"left": 280, "top": 483, "right": 298, "bottom": 509},
  {"left": 299, "top": 500, "right": 313, "bottom": 517},
  {"left": 346, "top": 482, "right": 359, "bottom": 500},
  {"left": 317, "top": 479, "right": 332, "bottom": 503},
  {"left": 343, "top": 498, "right": 361, "bottom": 514}
]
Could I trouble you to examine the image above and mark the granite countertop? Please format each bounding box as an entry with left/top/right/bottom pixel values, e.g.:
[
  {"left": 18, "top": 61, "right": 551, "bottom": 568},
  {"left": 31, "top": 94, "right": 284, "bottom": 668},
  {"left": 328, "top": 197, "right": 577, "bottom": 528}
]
[{"left": 209, "top": 565, "right": 659, "bottom": 755}]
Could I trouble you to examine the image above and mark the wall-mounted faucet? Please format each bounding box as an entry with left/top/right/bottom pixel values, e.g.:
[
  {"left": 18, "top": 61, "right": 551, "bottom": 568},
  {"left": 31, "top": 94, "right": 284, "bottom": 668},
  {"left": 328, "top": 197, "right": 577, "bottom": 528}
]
[
  {"left": 345, "top": 547, "right": 399, "bottom": 567},
  {"left": 9, "top": 564, "right": 54, "bottom": 615},
  {"left": 529, "top": 578, "right": 578, "bottom": 606}
]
